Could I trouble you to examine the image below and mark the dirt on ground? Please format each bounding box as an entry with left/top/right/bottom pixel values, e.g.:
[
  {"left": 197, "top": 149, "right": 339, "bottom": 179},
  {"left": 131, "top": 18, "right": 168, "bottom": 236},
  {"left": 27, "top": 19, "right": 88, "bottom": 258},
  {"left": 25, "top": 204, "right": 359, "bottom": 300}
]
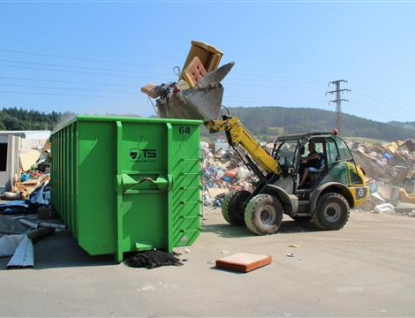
[{"left": 1, "top": 209, "right": 414, "bottom": 317}]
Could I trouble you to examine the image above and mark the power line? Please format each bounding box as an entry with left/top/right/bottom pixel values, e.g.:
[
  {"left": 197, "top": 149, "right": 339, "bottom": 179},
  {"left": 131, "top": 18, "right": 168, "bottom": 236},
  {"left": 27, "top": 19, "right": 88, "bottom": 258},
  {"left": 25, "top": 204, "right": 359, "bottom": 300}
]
[
  {"left": 0, "top": 89, "right": 143, "bottom": 100},
  {"left": 352, "top": 84, "right": 408, "bottom": 106},
  {"left": 226, "top": 88, "right": 323, "bottom": 93},
  {"left": 0, "top": 48, "right": 172, "bottom": 69},
  {"left": 0, "top": 75, "right": 140, "bottom": 88},
  {"left": 0, "top": 83, "right": 138, "bottom": 94},
  {"left": 326, "top": 79, "right": 350, "bottom": 134},
  {"left": 352, "top": 89, "right": 414, "bottom": 114},
  {"left": 232, "top": 72, "right": 325, "bottom": 83},
  {"left": 0, "top": 58, "right": 173, "bottom": 76},
  {"left": 0, "top": 63, "right": 168, "bottom": 79}
]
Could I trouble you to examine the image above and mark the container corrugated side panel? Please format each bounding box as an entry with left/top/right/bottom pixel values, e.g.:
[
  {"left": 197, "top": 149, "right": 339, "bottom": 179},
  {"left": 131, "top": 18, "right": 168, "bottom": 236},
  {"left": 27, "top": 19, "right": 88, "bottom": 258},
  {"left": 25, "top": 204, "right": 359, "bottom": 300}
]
[
  {"left": 72, "top": 122, "right": 79, "bottom": 238},
  {"left": 51, "top": 123, "right": 78, "bottom": 237},
  {"left": 170, "top": 123, "right": 201, "bottom": 248},
  {"left": 77, "top": 120, "right": 116, "bottom": 255}
]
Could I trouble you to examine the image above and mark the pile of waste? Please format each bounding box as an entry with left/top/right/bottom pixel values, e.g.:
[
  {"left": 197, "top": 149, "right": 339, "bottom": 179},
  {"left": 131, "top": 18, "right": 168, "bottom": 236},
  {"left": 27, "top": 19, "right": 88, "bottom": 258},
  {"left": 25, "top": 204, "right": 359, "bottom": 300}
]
[
  {"left": 1, "top": 140, "right": 51, "bottom": 202},
  {"left": 200, "top": 141, "right": 258, "bottom": 207},
  {"left": 350, "top": 139, "right": 415, "bottom": 216},
  {"left": 1, "top": 139, "right": 52, "bottom": 216}
]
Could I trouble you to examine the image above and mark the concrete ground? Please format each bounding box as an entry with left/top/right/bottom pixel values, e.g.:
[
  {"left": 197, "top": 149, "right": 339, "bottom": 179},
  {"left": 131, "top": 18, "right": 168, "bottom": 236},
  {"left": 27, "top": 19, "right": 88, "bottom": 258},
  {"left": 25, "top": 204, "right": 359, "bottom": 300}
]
[{"left": 1, "top": 209, "right": 415, "bottom": 317}]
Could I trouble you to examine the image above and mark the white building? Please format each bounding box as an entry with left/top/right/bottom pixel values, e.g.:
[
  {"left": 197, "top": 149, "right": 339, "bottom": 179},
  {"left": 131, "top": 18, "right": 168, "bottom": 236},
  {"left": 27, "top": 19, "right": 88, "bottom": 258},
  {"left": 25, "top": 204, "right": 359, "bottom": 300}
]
[{"left": 0, "top": 130, "right": 51, "bottom": 191}]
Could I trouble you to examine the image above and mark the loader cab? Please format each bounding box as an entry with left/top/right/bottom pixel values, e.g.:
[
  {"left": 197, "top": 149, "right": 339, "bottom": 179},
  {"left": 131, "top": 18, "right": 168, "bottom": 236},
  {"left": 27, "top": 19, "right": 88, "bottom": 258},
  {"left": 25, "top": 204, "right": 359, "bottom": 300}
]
[{"left": 273, "top": 132, "right": 363, "bottom": 192}]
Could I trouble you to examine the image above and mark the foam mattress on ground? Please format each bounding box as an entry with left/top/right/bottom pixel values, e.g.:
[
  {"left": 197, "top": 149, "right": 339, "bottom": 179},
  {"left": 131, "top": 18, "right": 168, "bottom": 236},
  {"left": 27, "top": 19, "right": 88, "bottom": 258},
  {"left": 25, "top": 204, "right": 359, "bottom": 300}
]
[{"left": 216, "top": 253, "right": 272, "bottom": 273}]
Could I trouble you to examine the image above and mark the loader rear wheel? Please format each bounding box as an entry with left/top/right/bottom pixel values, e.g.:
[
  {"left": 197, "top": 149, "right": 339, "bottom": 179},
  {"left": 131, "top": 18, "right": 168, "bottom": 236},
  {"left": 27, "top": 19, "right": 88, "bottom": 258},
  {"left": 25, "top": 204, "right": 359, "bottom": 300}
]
[
  {"left": 312, "top": 192, "right": 350, "bottom": 230},
  {"left": 244, "top": 194, "right": 283, "bottom": 235},
  {"left": 221, "top": 190, "right": 251, "bottom": 226}
]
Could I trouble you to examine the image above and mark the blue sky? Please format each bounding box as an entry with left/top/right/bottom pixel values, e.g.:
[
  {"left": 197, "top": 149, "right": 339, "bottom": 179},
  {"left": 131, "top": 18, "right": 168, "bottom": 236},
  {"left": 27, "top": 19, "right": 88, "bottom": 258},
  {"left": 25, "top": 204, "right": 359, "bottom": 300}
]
[{"left": 0, "top": 1, "right": 414, "bottom": 123}]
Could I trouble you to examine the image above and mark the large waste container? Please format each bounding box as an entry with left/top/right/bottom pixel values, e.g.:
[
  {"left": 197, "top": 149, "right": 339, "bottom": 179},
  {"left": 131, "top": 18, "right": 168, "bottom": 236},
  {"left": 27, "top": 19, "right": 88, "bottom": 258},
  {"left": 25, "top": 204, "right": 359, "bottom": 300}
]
[{"left": 51, "top": 115, "right": 202, "bottom": 262}]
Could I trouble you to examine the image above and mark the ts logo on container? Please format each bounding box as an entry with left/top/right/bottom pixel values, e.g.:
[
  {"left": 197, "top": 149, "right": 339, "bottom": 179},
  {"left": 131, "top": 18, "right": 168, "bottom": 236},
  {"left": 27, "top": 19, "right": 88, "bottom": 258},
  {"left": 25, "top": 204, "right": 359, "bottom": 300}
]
[{"left": 130, "top": 148, "right": 157, "bottom": 161}]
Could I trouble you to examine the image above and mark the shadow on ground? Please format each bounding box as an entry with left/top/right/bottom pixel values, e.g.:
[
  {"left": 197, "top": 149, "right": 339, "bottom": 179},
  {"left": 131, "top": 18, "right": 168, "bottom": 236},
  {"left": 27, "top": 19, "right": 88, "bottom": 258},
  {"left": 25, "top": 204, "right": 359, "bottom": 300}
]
[
  {"left": 202, "top": 219, "right": 320, "bottom": 238},
  {"left": 0, "top": 231, "right": 116, "bottom": 271}
]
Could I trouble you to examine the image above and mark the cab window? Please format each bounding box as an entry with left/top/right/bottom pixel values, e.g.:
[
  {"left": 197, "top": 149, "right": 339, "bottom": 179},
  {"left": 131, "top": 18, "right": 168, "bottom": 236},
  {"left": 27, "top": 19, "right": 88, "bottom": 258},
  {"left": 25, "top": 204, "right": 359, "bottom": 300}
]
[
  {"left": 275, "top": 140, "right": 298, "bottom": 167},
  {"left": 326, "top": 138, "right": 339, "bottom": 165},
  {"left": 336, "top": 138, "right": 353, "bottom": 161}
]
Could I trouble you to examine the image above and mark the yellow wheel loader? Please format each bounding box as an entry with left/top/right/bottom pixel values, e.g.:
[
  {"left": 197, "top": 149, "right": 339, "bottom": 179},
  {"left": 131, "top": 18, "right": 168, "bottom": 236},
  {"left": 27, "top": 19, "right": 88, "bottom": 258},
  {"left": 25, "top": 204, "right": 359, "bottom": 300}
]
[{"left": 152, "top": 58, "right": 368, "bottom": 235}]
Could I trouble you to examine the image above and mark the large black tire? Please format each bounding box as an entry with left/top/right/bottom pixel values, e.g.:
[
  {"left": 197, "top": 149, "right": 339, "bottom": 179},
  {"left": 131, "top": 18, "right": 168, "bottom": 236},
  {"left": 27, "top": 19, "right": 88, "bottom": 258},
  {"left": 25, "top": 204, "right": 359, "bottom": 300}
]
[
  {"left": 244, "top": 194, "right": 283, "bottom": 235},
  {"left": 221, "top": 190, "right": 251, "bottom": 226},
  {"left": 312, "top": 192, "right": 350, "bottom": 230}
]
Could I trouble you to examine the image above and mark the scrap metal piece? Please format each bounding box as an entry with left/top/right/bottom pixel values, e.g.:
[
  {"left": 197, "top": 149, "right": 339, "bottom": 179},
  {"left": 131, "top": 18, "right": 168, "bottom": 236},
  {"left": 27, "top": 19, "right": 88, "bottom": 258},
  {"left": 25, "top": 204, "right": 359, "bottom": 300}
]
[
  {"left": 27, "top": 227, "right": 55, "bottom": 243},
  {"left": 38, "top": 221, "right": 67, "bottom": 231},
  {"left": 0, "top": 234, "right": 26, "bottom": 257},
  {"left": 197, "top": 62, "right": 235, "bottom": 89},
  {"left": 7, "top": 235, "right": 34, "bottom": 269},
  {"left": 19, "top": 218, "right": 38, "bottom": 229}
]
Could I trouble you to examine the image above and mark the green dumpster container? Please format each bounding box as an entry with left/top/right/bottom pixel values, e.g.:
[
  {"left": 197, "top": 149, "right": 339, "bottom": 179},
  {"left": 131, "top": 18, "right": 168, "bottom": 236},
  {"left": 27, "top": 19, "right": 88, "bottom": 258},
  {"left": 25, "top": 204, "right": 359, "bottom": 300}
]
[{"left": 51, "top": 115, "right": 202, "bottom": 262}]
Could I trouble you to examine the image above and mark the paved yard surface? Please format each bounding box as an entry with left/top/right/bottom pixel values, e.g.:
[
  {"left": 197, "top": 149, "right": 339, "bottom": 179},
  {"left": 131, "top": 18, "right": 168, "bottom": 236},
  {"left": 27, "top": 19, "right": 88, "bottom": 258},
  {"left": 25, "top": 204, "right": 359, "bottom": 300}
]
[{"left": 1, "top": 210, "right": 415, "bottom": 317}]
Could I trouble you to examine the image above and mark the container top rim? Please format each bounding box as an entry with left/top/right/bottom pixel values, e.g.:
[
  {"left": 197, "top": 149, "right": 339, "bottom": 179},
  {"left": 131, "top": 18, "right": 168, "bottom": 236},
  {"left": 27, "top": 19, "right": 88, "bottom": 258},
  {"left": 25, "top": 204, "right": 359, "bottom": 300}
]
[{"left": 52, "top": 115, "right": 203, "bottom": 133}]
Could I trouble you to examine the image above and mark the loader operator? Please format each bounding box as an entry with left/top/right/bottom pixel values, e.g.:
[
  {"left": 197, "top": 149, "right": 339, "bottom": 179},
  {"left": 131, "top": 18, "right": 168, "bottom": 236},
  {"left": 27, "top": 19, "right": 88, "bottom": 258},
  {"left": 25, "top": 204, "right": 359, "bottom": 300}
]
[{"left": 298, "top": 141, "right": 320, "bottom": 188}]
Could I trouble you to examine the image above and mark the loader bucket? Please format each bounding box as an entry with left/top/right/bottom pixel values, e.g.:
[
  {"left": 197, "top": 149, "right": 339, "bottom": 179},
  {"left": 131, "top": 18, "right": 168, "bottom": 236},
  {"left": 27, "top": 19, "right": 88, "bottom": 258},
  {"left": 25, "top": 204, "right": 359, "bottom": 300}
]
[
  {"left": 155, "top": 62, "right": 235, "bottom": 121},
  {"left": 156, "top": 85, "right": 223, "bottom": 121}
]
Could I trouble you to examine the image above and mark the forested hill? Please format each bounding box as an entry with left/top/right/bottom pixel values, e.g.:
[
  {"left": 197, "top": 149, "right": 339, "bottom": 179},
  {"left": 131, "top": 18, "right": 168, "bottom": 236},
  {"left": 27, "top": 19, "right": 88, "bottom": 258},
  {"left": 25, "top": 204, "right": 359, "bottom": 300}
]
[
  {"left": 1, "top": 106, "right": 415, "bottom": 142},
  {"left": 0, "top": 108, "right": 62, "bottom": 130},
  {"left": 387, "top": 121, "right": 415, "bottom": 130},
  {"left": 228, "top": 106, "right": 415, "bottom": 141}
]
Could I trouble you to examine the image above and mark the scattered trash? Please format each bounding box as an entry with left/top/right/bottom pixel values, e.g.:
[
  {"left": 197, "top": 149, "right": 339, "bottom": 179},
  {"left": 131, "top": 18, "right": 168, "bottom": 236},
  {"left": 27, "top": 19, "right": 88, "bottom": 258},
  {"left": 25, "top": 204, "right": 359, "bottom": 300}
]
[
  {"left": 374, "top": 203, "right": 395, "bottom": 214},
  {"left": 286, "top": 253, "right": 295, "bottom": 257},
  {"left": 124, "top": 250, "right": 183, "bottom": 269},
  {"left": 215, "top": 252, "right": 272, "bottom": 273},
  {"left": 0, "top": 201, "right": 30, "bottom": 214},
  {"left": 0, "top": 235, "right": 26, "bottom": 258},
  {"left": 287, "top": 244, "right": 299, "bottom": 248},
  {"left": 37, "top": 206, "right": 53, "bottom": 219},
  {"left": 19, "top": 218, "right": 38, "bottom": 229},
  {"left": 6, "top": 235, "right": 34, "bottom": 269},
  {"left": 19, "top": 218, "right": 67, "bottom": 231},
  {"left": 1, "top": 191, "right": 23, "bottom": 201},
  {"left": 0, "top": 227, "right": 54, "bottom": 269}
]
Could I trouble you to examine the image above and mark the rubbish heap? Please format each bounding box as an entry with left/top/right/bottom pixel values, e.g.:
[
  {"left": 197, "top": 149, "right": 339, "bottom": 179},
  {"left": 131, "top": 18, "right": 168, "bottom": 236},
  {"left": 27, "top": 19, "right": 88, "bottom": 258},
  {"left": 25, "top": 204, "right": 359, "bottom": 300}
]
[
  {"left": 0, "top": 140, "right": 52, "bottom": 216},
  {"left": 1, "top": 140, "right": 51, "bottom": 202},
  {"left": 350, "top": 139, "right": 415, "bottom": 216},
  {"left": 200, "top": 141, "right": 258, "bottom": 207}
]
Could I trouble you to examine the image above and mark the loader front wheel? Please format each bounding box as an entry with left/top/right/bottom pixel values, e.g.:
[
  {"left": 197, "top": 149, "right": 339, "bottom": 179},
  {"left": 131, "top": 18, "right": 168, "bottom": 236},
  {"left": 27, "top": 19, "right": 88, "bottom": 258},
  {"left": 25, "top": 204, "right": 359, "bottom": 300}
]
[
  {"left": 222, "top": 190, "right": 251, "bottom": 226},
  {"left": 312, "top": 192, "right": 350, "bottom": 230},
  {"left": 244, "top": 194, "right": 283, "bottom": 235}
]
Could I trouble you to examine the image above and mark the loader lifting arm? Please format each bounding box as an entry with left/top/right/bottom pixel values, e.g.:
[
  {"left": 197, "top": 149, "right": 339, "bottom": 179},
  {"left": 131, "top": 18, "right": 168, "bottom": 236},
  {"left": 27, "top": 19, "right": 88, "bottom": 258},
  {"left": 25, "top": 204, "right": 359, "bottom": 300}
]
[{"left": 205, "top": 116, "right": 282, "bottom": 180}]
